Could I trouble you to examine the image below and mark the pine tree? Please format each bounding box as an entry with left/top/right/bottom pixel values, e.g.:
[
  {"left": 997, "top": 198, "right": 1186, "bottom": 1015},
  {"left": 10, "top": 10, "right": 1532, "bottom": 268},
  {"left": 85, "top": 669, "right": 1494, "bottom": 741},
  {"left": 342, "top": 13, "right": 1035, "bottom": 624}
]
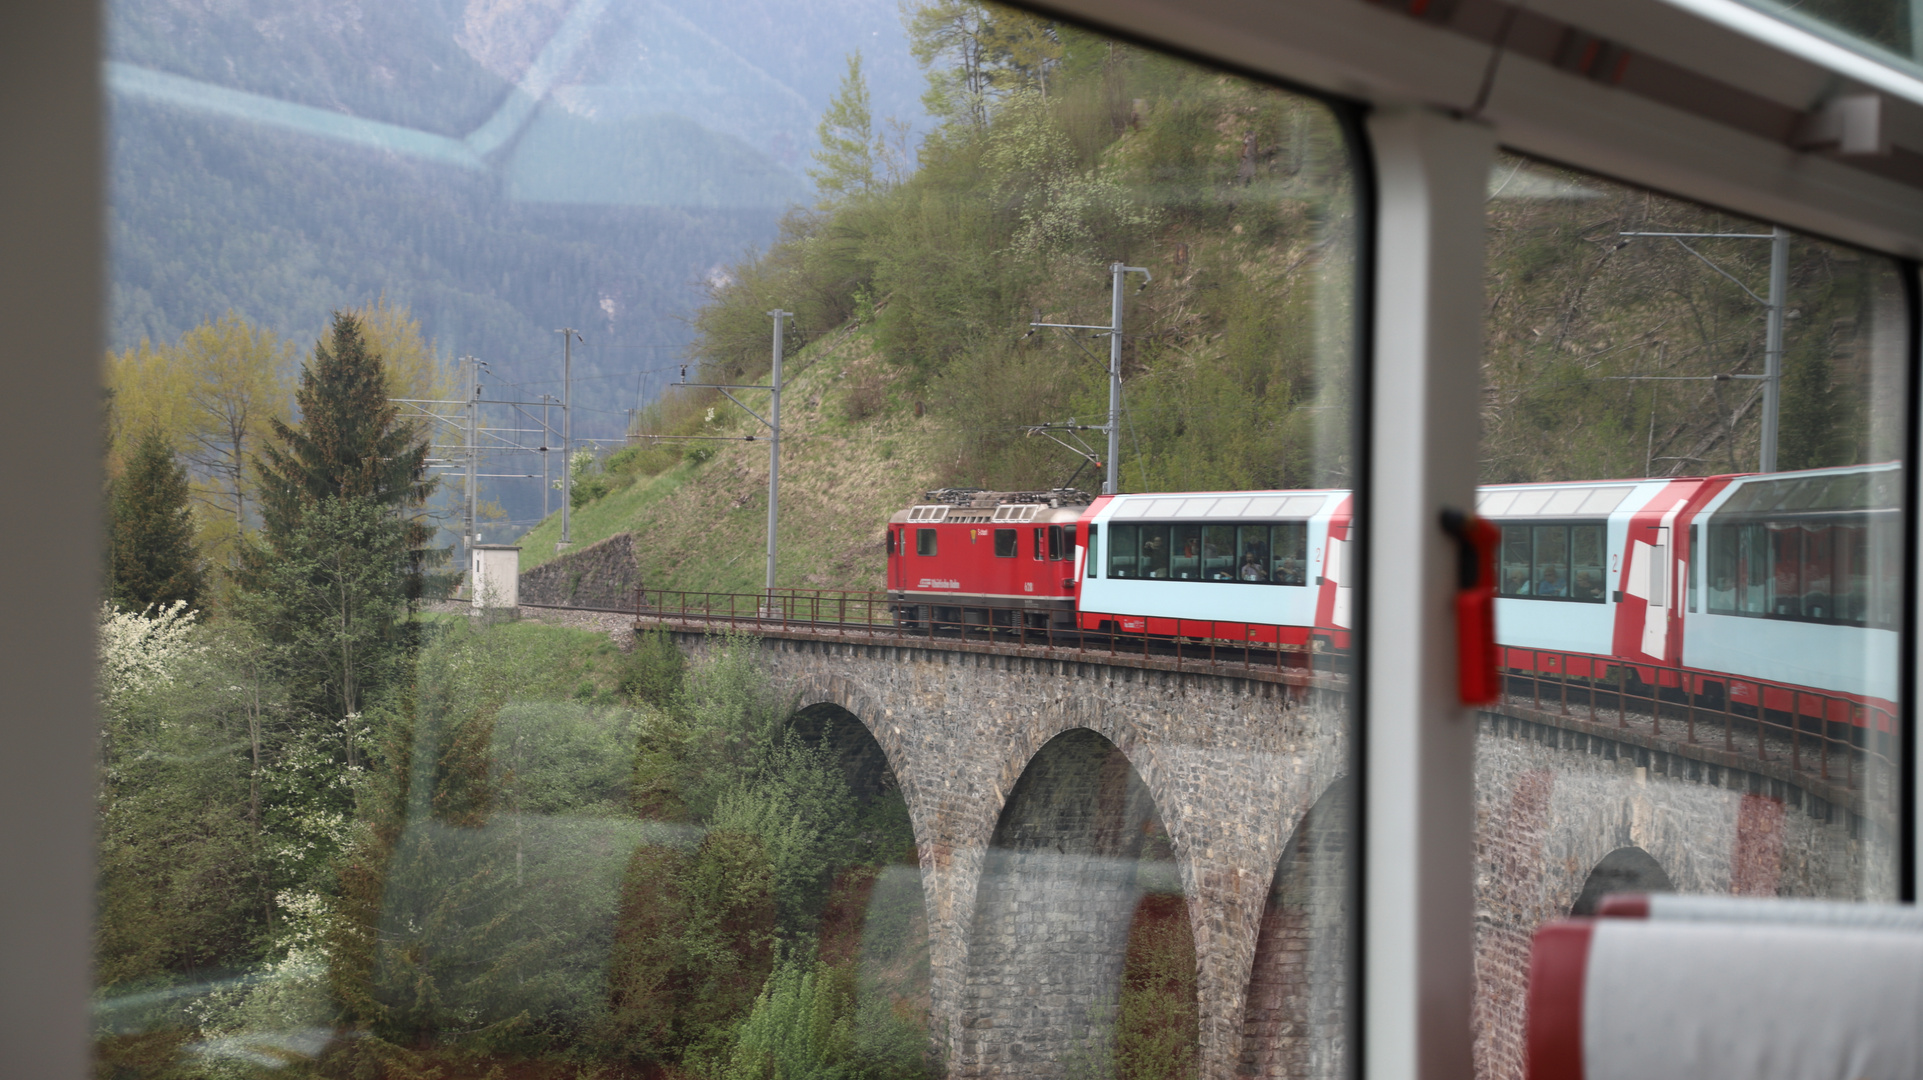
[
  {"left": 253, "top": 310, "right": 444, "bottom": 603},
  {"left": 107, "top": 427, "right": 204, "bottom": 612},
  {"left": 810, "top": 52, "right": 879, "bottom": 203}
]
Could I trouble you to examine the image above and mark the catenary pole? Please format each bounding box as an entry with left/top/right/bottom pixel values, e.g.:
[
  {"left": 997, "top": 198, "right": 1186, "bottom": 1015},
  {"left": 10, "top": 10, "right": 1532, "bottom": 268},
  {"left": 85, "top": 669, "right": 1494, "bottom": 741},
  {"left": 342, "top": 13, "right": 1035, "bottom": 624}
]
[
  {"left": 1106, "top": 263, "right": 1151, "bottom": 494},
  {"left": 1760, "top": 226, "right": 1788, "bottom": 473},
  {"left": 766, "top": 310, "right": 790, "bottom": 597},
  {"left": 556, "top": 328, "right": 578, "bottom": 551},
  {"left": 463, "top": 356, "right": 477, "bottom": 555}
]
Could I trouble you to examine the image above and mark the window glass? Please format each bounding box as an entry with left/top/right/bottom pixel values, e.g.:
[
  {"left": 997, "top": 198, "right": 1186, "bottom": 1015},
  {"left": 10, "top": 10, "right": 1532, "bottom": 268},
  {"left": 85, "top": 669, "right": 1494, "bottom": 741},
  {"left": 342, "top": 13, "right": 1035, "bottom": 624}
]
[
  {"left": 1533, "top": 525, "right": 1569, "bottom": 597},
  {"left": 1571, "top": 525, "right": 1605, "bottom": 601},
  {"left": 1481, "top": 153, "right": 1908, "bottom": 1080},
  {"left": 1109, "top": 523, "right": 1139, "bottom": 579},
  {"left": 1085, "top": 524, "right": 1100, "bottom": 578},
  {"left": 1501, "top": 524, "right": 1533, "bottom": 596},
  {"left": 1273, "top": 524, "right": 1308, "bottom": 585},
  {"left": 1731, "top": 0, "right": 1923, "bottom": 80},
  {"left": 96, "top": 7, "right": 1362, "bottom": 1079},
  {"left": 1140, "top": 525, "right": 1171, "bottom": 579},
  {"left": 1237, "top": 525, "right": 1269, "bottom": 582},
  {"left": 1171, "top": 524, "right": 1201, "bottom": 580},
  {"left": 1201, "top": 525, "right": 1235, "bottom": 581}
]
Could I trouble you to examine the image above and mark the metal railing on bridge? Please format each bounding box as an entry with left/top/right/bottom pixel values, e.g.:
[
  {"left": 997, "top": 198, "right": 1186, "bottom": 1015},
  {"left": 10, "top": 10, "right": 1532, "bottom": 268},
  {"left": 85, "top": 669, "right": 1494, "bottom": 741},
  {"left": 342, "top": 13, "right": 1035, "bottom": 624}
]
[
  {"left": 619, "top": 587, "right": 1345, "bottom": 681},
  {"left": 1500, "top": 646, "right": 1897, "bottom": 796}
]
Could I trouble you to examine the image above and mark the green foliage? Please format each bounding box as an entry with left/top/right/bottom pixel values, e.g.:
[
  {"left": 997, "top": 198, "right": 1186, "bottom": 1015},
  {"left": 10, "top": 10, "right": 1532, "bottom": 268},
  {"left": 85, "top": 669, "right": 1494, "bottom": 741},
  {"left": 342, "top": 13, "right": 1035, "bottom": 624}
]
[
  {"left": 251, "top": 310, "right": 445, "bottom": 604},
  {"left": 623, "top": 623, "right": 689, "bottom": 709},
  {"left": 812, "top": 53, "right": 881, "bottom": 204},
  {"left": 233, "top": 495, "right": 412, "bottom": 770},
  {"left": 685, "top": 33, "right": 1357, "bottom": 495},
  {"left": 709, "top": 961, "right": 856, "bottom": 1080},
  {"left": 631, "top": 632, "right": 794, "bottom": 822},
  {"left": 711, "top": 735, "right": 861, "bottom": 937},
  {"left": 107, "top": 427, "right": 205, "bottom": 613}
]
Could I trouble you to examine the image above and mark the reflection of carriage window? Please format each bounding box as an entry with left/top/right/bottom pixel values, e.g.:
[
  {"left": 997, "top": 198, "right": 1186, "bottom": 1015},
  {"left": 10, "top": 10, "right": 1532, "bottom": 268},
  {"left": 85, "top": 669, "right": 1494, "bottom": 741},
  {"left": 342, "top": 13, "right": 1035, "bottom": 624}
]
[{"left": 1705, "top": 514, "right": 1899, "bottom": 629}]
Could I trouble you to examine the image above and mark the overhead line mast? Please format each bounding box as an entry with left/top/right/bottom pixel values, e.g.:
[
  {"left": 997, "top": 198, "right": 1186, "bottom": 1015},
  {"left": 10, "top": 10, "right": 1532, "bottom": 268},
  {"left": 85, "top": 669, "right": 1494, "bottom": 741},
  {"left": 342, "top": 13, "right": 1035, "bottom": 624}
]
[{"left": 1030, "top": 261, "right": 1151, "bottom": 495}]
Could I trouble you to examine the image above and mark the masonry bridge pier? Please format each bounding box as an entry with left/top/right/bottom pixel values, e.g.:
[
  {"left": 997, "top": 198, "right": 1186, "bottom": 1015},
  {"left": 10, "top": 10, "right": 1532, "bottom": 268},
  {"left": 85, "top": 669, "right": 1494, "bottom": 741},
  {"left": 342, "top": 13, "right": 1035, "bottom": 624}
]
[{"left": 639, "top": 617, "right": 1895, "bottom": 1080}]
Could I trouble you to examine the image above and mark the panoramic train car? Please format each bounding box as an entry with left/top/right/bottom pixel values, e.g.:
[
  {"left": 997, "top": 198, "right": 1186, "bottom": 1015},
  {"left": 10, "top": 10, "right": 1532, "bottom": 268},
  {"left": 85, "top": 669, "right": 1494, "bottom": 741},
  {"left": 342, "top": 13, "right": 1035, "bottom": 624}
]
[
  {"left": 1482, "top": 462, "right": 1903, "bottom": 734},
  {"left": 1682, "top": 463, "right": 1904, "bottom": 730},
  {"left": 1074, "top": 488, "right": 1355, "bottom": 649},
  {"left": 885, "top": 488, "right": 1092, "bottom": 628}
]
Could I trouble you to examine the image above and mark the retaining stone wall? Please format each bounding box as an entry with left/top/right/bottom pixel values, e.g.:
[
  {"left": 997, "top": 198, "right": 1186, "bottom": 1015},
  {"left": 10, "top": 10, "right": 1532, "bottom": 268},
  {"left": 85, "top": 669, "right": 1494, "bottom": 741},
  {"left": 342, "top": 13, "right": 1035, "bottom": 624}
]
[{"left": 518, "top": 532, "right": 638, "bottom": 609}]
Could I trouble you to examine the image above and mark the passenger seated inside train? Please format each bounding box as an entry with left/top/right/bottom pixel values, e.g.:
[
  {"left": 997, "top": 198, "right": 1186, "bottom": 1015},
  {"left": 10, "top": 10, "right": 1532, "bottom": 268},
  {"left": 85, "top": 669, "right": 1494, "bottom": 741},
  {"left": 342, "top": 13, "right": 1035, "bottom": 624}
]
[
  {"left": 1537, "top": 566, "right": 1567, "bottom": 597},
  {"left": 1240, "top": 551, "right": 1266, "bottom": 582},
  {"left": 1506, "top": 567, "right": 1532, "bottom": 595},
  {"left": 1573, "top": 569, "right": 1604, "bottom": 600},
  {"left": 1276, "top": 556, "right": 1305, "bottom": 585}
]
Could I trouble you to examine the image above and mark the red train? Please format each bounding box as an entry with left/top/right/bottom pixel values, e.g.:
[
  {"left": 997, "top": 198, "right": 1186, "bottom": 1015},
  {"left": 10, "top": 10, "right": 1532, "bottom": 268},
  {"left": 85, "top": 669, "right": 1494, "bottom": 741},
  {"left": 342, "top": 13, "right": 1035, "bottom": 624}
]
[{"left": 885, "top": 464, "right": 1902, "bottom": 738}]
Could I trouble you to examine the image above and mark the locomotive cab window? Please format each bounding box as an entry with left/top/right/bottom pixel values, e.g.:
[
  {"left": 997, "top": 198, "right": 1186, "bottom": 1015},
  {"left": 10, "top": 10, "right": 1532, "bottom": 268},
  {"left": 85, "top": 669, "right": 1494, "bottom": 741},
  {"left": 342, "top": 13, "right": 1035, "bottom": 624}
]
[
  {"left": 887, "top": 530, "right": 898, "bottom": 556},
  {"left": 1033, "top": 527, "right": 1046, "bottom": 560},
  {"left": 917, "top": 528, "right": 938, "bottom": 556},
  {"left": 994, "top": 528, "right": 1018, "bottom": 557}
]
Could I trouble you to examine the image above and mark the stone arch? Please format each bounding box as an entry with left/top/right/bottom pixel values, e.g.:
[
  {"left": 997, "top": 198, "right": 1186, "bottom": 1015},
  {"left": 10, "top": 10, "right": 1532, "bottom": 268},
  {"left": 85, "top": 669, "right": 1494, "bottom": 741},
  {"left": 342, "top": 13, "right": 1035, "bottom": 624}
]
[
  {"left": 957, "top": 727, "right": 1197, "bottom": 1080},
  {"left": 1570, "top": 846, "right": 1674, "bottom": 915},
  {"left": 1237, "top": 776, "right": 1352, "bottom": 1080}
]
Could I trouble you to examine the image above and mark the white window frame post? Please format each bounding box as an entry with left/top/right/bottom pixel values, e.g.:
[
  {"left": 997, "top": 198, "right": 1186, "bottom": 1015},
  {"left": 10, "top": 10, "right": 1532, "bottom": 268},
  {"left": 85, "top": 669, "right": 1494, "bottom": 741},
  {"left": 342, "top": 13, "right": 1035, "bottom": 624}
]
[{"left": 1362, "top": 105, "right": 1492, "bottom": 1080}]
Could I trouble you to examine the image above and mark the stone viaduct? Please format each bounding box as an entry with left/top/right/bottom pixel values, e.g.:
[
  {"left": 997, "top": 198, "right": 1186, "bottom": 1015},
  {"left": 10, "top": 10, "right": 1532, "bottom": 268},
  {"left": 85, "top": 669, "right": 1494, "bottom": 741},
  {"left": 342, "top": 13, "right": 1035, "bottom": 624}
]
[{"left": 641, "top": 620, "right": 1895, "bottom": 1080}]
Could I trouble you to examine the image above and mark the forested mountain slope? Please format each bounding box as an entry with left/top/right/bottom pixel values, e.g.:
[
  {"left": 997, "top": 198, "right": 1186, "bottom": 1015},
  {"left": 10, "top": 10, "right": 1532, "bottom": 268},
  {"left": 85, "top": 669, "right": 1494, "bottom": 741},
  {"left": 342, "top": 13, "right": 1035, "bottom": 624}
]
[{"left": 533, "top": 7, "right": 1894, "bottom": 595}]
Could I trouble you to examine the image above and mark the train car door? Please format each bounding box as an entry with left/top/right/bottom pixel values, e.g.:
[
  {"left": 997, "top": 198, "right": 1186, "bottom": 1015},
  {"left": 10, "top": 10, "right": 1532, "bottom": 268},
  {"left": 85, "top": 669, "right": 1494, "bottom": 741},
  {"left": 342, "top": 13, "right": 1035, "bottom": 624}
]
[{"left": 1611, "top": 481, "right": 1700, "bottom": 669}]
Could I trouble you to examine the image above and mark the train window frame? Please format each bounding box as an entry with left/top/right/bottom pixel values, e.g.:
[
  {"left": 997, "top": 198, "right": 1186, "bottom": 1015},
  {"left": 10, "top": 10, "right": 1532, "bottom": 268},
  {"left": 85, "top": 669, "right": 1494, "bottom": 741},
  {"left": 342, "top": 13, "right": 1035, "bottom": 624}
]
[
  {"left": 886, "top": 529, "right": 898, "bottom": 557},
  {"left": 1704, "top": 512, "right": 1903, "bottom": 630},
  {"left": 1032, "top": 526, "right": 1046, "bottom": 561},
  {"left": 993, "top": 528, "right": 1018, "bottom": 558},
  {"left": 17, "top": 1, "right": 1923, "bottom": 1076},
  {"left": 916, "top": 528, "right": 938, "bottom": 557},
  {"left": 1498, "top": 522, "right": 1607, "bottom": 603}
]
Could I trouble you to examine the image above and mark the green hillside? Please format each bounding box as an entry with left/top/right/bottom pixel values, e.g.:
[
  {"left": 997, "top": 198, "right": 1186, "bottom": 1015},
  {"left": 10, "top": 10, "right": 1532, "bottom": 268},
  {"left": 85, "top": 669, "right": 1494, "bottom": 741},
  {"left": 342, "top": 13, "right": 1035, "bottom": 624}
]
[{"left": 517, "top": 6, "right": 1894, "bottom": 598}]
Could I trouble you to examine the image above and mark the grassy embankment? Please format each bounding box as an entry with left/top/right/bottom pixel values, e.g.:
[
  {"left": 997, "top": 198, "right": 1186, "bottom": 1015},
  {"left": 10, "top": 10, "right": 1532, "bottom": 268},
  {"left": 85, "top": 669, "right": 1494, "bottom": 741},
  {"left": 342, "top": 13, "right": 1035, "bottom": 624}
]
[{"left": 515, "top": 325, "right": 940, "bottom": 596}]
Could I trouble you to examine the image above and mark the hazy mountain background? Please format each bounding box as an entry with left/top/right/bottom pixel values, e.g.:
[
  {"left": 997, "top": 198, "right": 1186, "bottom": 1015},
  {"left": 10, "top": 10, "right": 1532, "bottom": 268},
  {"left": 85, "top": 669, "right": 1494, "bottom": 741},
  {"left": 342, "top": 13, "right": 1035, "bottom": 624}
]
[{"left": 106, "top": 0, "right": 929, "bottom": 533}]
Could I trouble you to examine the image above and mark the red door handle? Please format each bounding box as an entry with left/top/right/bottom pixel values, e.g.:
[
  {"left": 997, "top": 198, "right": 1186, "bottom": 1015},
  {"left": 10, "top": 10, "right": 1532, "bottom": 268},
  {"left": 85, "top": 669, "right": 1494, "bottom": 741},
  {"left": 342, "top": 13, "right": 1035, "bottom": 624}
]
[{"left": 1442, "top": 509, "right": 1501, "bottom": 705}]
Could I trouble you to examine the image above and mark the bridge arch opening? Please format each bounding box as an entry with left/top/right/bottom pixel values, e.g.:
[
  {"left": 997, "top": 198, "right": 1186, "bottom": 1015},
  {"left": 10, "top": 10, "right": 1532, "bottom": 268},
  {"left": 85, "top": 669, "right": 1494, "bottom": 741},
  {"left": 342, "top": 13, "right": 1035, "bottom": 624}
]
[
  {"left": 784, "top": 703, "right": 934, "bottom": 1057},
  {"left": 960, "top": 727, "right": 1197, "bottom": 1080},
  {"left": 1570, "top": 846, "right": 1674, "bottom": 916},
  {"left": 1239, "top": 777, "right": 1351, "bottom": 1080}
]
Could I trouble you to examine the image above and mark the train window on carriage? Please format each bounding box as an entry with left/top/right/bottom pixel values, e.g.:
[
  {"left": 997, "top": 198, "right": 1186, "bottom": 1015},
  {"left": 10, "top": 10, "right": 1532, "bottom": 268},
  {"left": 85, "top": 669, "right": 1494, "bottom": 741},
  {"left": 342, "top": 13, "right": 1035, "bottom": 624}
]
[
  {"left": 1480, "top": 152, "right": 1909, "bottom": 1080},
  {"left": 917, "top": 528, "right": 938, "bottom": 556},
  {"left": 994, "top": 528, "right": 1018, "bottom": 558},
  {"left": 1108, "top": 523, "right": 1138, "bottom": 578},
  {"left": 887, "top": 529, "right": 898, "bottom": 556},
  {"left": 1500, "top": 525, "right": 1533, "bottom": 596},
  {"left": 1202, "top": 525, "right": 1236, "bottom": 580},
  {"left": 1047, "top": 525, "right": 1066, "bottom": 561},
  {"left": 1033, "top": 527, "right": 1046, "bottom": 561},
  {"left": 1171, "top": 524, "right": 1201, "bottom": 579},
  {"left": 1570, "top": 525, "right": 1605, "bottom": 602},
  {"left": 1272, "top": 524, "right": 1308, "bottom": 585}
]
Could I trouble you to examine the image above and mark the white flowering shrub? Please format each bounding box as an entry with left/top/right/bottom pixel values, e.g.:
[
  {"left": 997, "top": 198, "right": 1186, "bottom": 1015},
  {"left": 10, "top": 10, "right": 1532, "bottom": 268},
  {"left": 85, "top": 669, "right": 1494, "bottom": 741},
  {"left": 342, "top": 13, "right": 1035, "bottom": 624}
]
[{"left": 97, "top": 600, "right": 202, "bottom": 712}]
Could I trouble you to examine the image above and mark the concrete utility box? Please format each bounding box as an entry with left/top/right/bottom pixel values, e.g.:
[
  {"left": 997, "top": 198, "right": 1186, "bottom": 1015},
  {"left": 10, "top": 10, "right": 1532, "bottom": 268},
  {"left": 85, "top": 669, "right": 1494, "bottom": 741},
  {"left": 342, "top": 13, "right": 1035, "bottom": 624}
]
[{"left": 470, "top": 545, "right": 522, "bottom": 611}]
